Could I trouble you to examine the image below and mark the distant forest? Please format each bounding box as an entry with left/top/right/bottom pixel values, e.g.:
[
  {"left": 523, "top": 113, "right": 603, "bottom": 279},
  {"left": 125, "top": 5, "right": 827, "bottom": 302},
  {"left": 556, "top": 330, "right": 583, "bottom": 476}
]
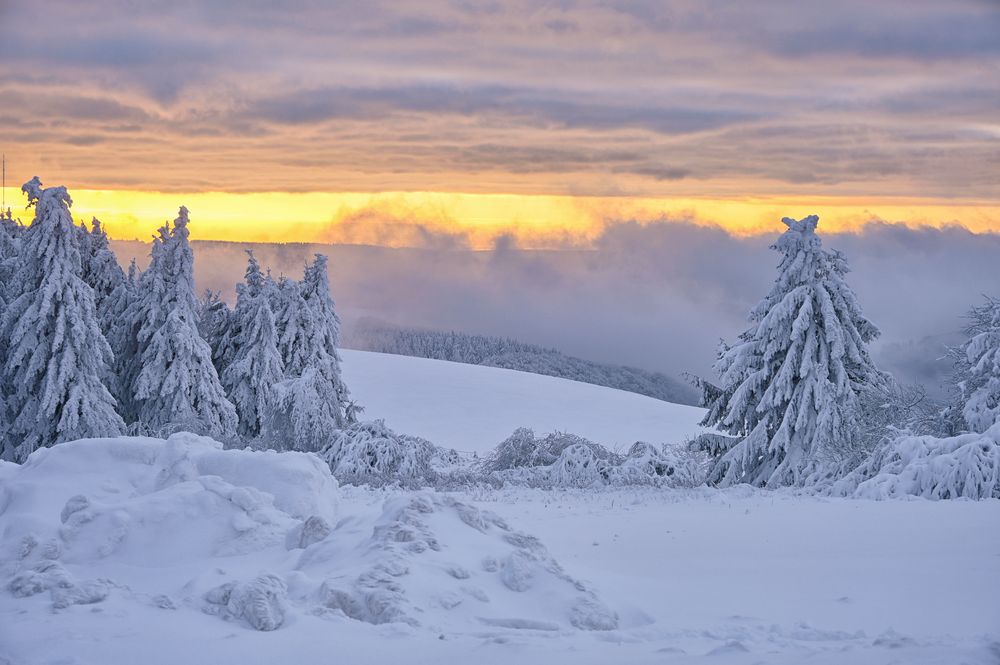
[{"left": 346, "top": 320, "right": 699, "bottom": 406}]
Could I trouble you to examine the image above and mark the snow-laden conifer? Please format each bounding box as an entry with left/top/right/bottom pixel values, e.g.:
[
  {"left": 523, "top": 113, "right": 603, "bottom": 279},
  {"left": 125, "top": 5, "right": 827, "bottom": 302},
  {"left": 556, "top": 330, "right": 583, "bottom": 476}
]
[
  {"left": 299, "top": 254, "right": 350, "bottom": 417},
  {"left": 0, "top": 208, "right": 22, "bottom": 316},
  {"left": 699, "top": 215, "right": 888, "bottom": 487},
  {"left": 264, "top": 255, "right": 350, "bottom": 446},
  {"left": 0, "top": 178, "right": 123, "bottom": 461},
  {"left": 960, "top": 296, "right": 1000, "bottom": 433},
  {"left": 103, "top": 258, "right": 141, "bottom": 418},
  {"left": 79, "top": 218, "right": 125, "bottom": 318},
  {"left": 262, "top": 368, "right": 344, "bottom": 452},
  {"left": 221, "top": 251, "right": 284, "bottom": 438},
  {"left": 271, "top": 275, "right": 310, "bottom": 374},
  {"left": 131, "top": 207, "right": 237, "bottom": 438},
  {"left": 198, "top": 288, "right": 232, "bottom": 372}
]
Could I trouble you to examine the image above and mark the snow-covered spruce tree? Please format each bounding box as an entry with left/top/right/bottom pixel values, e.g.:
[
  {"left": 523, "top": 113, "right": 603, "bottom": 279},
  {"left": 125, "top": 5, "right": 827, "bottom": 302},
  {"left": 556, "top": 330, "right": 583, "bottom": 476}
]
[
  {"left": 198, "top": 288, "right": 232, "bottom": 373},
  {"left": 79, "top": 218, "right": 126, "bottom": 316},
  {"left": 262, "top": 368, "right": 345, "bottom": 452},
  {"left": 699, "top": 215, "right": 889, "bottom": 487},
  {"left": 0, "top": 208, "right": 23, "bottom": 316},
  {"left": 221, "top": 251, "right": 284, "bottom": 438},
  {"left": 107, "top": 259, "right": 142, "bottom": 420},
  {"left": 271, "top": 275, "right": 309, "bottom": 372},
  {"left": 300, "top": 253, "right": 351, "bottom": 411},
  {"left": 262, "top": 255, "right": 350, "bottom": 450},
  {"left": 0, "top": 178, "right": 124, "bottom": 461},
  {"left": 131, "top": 207, "right": 237, "bottom": 439},
  {"left": 959, "top": 296, "right": 1000, "bottom": 433}
]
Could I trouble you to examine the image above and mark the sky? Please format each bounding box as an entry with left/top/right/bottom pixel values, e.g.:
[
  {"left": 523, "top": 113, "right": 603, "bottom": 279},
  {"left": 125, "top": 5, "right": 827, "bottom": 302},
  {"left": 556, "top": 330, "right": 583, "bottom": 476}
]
[
  {"left": 3, "top": 0, "right": 1000, "bottom": 394},
  {"left": 1, "top": 0, "right": 999, "bottom": 245}
]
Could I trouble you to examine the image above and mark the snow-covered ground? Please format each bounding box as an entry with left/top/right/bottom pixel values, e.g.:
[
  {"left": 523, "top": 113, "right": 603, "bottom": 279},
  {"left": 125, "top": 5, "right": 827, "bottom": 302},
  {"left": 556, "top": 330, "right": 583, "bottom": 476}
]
[
  {"left": 341, "top": 349, "right": 708, "bottom": 453},
  {"left": 1, "top": 355, "right": 998, "bottom": 665}
]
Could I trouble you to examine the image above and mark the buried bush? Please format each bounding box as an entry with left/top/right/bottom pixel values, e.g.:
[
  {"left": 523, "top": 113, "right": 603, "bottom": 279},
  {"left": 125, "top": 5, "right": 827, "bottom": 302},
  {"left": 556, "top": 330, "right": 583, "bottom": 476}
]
[
  {"left": 480, "top": 428, "right": 707, "bottom": 489},
  {"left": 319, "top": 420, "right": 439, "bottom": 488},
  {"left": 481, "top": 428, "right": 618, "bottom": 473},
  {"left": 833, "top": 424, "right": 1000, "bottom": 500}
]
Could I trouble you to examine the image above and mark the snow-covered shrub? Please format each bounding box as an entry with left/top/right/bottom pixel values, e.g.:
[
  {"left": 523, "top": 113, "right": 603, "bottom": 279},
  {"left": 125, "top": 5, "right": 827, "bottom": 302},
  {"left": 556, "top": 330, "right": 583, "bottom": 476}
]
[
  {"left": 833, "top": 424, "right": 1000, "bottom": 500},
  {"left": 546, "top": 443, "right": 617, "bottom": 488},
  {"left": 320, "top": 420, "right": 438, "bottom": 488},
  {"left": 480, "top": 429, "right": 706, "bottom": 488},
  {"left": 611, "top": 441, "right": 709, "bottom": 487},
  {"left": 481, "top": 428, "right": 613, "bottom": 473}
]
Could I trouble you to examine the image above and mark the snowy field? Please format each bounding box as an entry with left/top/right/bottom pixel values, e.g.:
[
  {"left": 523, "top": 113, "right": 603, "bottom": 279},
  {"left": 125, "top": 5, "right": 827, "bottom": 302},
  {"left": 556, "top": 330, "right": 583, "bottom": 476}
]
[
  {"left": 1, "top": 356, "right": 998, "bottom": 665},
  {"left": 341, "top": 349, "right": 708, "bottom": 453}
]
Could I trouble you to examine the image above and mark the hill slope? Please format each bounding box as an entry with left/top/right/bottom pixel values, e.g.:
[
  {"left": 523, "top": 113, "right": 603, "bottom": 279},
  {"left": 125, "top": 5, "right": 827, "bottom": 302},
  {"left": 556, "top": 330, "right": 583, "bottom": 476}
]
[
  {"left": 340, "top": 349, "right": 707, "bottom": 453},
  {"left": 346, "top": 322, "right": 699, "bottom": 406}
]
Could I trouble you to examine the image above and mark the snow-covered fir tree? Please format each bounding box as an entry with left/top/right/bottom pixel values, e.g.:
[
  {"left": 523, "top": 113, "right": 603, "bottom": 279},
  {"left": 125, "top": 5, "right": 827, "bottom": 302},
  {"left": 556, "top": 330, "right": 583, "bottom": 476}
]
[
  {"left": 959, "top": 296, "right": 1000, "bottom": 433},
  {"left": 298, "top": 254, "right": 350, "bottom": 418},
  {"left": 698, "top": 215, "right": 889, "bottom": 487},
  {"left": 221, "top": 251, "right": 284, "bottom": 438},
  {"left": 78, "top": 218, "right": 126, "bottom": 317},
  {"left": 198, "top": 288, "right": 231, "bottom": 372},
  {"left": 268, "top": 277, "right": 304, "bottom": 374},
  {"left": 102, "top": 258, "right": 140, "bottom": 416},
  {"left": 262, "top": 368, "right": 345, "bottom": 452},
  {"left": 0, "top": 178, "right": 124, "bottom": 461},
  {"left": 0, "top": 208, "right": 23, "bottom": 316},
  {"left": 263, "top": 255, "right": 350, "bottom": 450},
  {"left": 130, "top": 207, "right": 237, "bottom": 438}
]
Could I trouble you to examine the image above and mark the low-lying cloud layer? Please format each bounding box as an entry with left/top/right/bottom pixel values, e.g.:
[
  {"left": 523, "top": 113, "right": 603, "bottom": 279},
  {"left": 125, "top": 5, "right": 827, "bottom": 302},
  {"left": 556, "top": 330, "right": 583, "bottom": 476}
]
[{"left": 113, "top": 219, "right": 1000, "bottom": 399}]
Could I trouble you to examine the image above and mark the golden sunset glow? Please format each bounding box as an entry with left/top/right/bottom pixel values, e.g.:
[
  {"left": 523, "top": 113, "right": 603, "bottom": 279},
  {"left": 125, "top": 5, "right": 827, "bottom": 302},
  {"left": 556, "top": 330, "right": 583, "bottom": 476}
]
[
  {"left": 1, "top": 1, "right": 997, "bottom": 247},
  {"left": 3, "top": 187, "right": 997, "bottom": 248}
]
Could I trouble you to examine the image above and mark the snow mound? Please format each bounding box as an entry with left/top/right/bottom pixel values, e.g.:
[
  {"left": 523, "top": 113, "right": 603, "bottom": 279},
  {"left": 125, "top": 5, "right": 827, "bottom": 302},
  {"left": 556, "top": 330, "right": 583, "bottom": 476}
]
[
  {"left": 0, "top": 434, "right": 339, "bottom": 567},
  {"left": 1, "top": 435, "right": 618, "bottom": 637},
  {"left": 298, "top": 493, "right": 618, "bottom": 632},
  {"left": 834, "top": 424, "right": 1000, "bottom": 499},
  {"left": 204, "top": 574, "right": 289, "bottom": 631}
]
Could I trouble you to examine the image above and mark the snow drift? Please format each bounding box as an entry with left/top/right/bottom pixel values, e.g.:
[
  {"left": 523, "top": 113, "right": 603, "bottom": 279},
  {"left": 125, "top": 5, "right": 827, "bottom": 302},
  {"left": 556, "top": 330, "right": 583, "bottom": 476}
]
[{"left": 0, "top": 434, "right": 617, "bottom": 637}]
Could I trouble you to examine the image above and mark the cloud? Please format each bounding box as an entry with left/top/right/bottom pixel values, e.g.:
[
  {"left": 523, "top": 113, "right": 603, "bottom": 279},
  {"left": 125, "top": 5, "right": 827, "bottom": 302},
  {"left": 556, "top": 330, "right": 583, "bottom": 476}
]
[
  {"left": 110, "top": 219, "right": 1000, "bottom": 399},
  {"left": 241, "top": 83, "right": 760, "bottom": 135},
  {"left": 316, "top": 206, "right": 472, "bottom": 249},
  {"left": 0, "top": 0, "right": 997, "bottom": 200}
]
